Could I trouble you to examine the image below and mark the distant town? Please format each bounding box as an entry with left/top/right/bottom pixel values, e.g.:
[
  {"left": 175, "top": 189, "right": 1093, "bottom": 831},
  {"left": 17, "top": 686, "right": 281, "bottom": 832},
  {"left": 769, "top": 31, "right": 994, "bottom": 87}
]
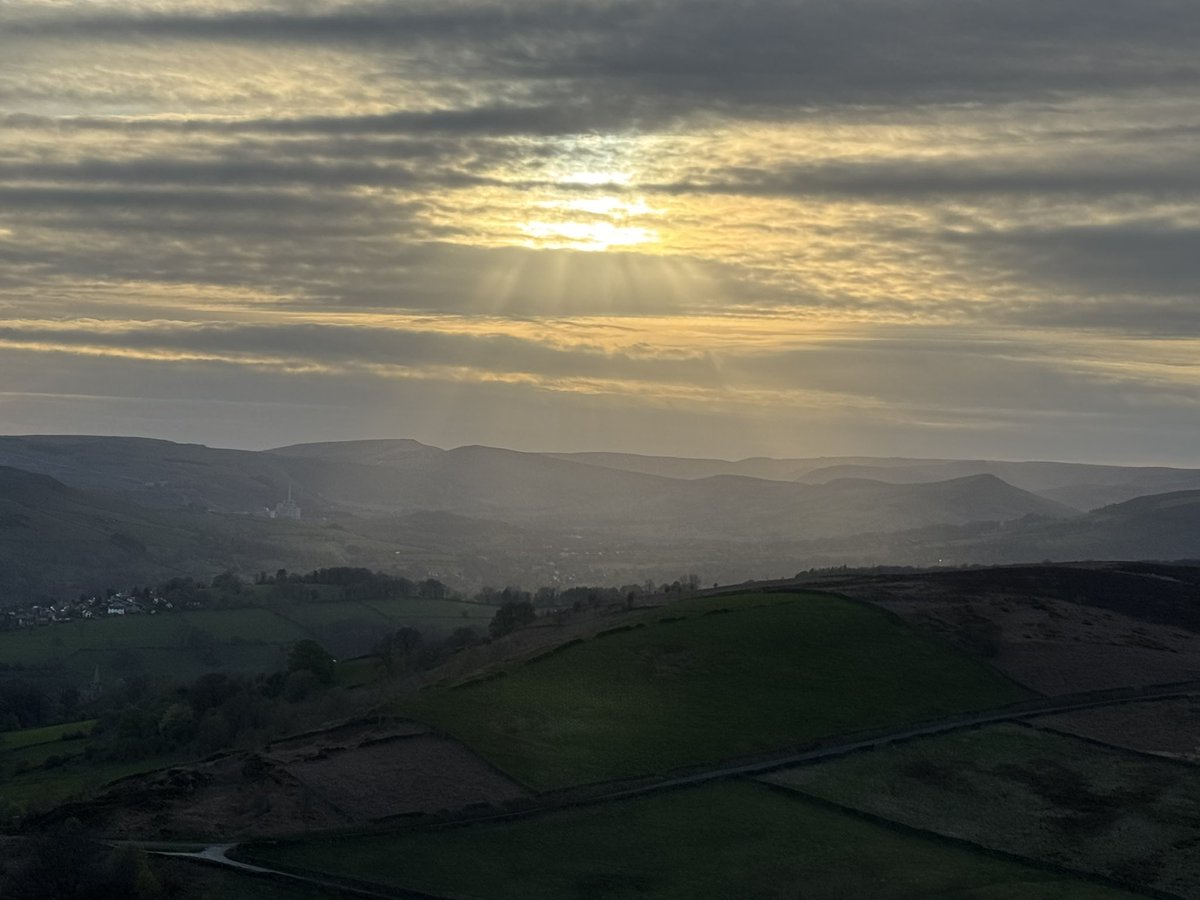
[{"left": 2, "top": 589, "right": 180, "bottom": 630}]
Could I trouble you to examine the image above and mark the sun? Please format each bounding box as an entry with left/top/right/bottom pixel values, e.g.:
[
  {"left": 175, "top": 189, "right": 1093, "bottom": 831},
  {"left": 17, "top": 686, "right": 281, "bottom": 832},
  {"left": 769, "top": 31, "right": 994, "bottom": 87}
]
[{"left": 520, "top": 172, "right": 661, "bottom": 252}]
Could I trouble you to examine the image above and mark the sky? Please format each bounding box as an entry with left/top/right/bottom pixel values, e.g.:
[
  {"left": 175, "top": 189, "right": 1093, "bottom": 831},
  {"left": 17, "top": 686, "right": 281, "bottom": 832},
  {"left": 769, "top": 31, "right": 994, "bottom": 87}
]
[{"left": 2, "top": 0, "right": 1199, "bottom": 463}]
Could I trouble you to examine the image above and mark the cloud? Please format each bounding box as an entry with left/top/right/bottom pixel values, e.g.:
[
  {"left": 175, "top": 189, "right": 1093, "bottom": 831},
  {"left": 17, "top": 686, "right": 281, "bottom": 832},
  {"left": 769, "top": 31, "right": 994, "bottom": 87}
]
[
  {"left": 10, "top": 0, "right": 1200, "bottom": 115},
  {"left": 3, "top": 0, "right": 1200, "bottom": 460}
]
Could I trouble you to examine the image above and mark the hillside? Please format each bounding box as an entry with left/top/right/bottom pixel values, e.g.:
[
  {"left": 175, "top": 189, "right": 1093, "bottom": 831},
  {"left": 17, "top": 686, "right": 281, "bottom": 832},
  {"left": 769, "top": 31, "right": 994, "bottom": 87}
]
[
  {"left": 971, "top": 489, "right": 1200, "bottom": 562},
  {"left": 4, "top": 435, "right": 1200, "bottom": 603},
  {"left": 268, "top": 440, "right": 1200, "bottom": 512},
  {"left": 796, "top": 460, "right": 1200, "bottom": 510},
  {"left": 0, "top": 436, "right": 1074, "bottom": 535},
  {"left": 0, "top": 435, "right": 309, "bottom": 514},
  {"left": 404, "top": 591, "right": 1028, "bottom": 788},
  {"left": 0, "top": 466, "right": 195, "bottom": 600},
  {"left": 8, "top": 565, "right": 1199, "bottom": 900},
  {"left": 0, "top": 465, "right": 467, "bottom": 603}
]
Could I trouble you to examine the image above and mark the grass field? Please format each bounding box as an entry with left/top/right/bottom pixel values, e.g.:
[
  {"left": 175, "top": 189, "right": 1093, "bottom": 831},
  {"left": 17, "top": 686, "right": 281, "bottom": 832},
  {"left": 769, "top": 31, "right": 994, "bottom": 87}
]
[
  {"left": 1, "top": 737, "right": 89, "bottom": 778},
  {"left": 0, "top": 594, "right": 498, "bottom": 685},
  {"left": 401, "top": 592, "right": 1030, "bottom": 789},
  {"left": 0, "top": 719, "right": 95, "bottom": 752},
  {"left": 1, "top": 752, "right": 185, "bottom": 810},
  {"left": 151, "top": 857, "right": 353, "bottom": 900},
  {"left": 767, "top": 723, "right": 1200, "bottom": 898},
  {"left": 364, "top": 596, "right": 494, "bottom": 623},
  {"left": 272, "top": 599, "right": 390, "bottom": 631},
  {"left": 59, "top": 645, "right": 291, "bottom": 683},
  {"left": 242, "top": 780, "right": 1138, "bottom": 900}
]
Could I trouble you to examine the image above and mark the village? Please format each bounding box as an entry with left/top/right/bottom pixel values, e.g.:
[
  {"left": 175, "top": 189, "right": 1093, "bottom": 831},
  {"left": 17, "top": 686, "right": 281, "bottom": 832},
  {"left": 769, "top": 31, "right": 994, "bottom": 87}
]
[{"left": 1, "top": 590, "right": 181, "bottom": 631}]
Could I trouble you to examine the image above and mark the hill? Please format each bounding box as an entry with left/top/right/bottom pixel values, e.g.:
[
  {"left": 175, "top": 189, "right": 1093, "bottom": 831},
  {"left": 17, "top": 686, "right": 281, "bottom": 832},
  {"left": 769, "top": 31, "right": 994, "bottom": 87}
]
[
  {"left": 0, "top": 465, "right": 197, "bottom": 600},
  {"left": 403, "top": 591, "right": 1028, "bottom": 788},
  {"left": 544, "top": 450, "right": 918, "bottom": 481},
  {"left": 0, "top": 464, "right": 473, "bottom": 603},
  {"left": 550, "top": 448, "right": 1200, "bottom": 512},
  {"left": 797, "top": 459, "right": 1200, "bottom": 510},
  {"left": 0, "top": 436, "right": 1073, "bottom": 537},
  {"left": 10, "top": 564, "right": 1198, "bottom": 900},
  {"left": 4, "top": 435, "right": 1200, "bottom": 602},
  {"left": 972, "top": 489, "right": 1200, "bottom": 562}
]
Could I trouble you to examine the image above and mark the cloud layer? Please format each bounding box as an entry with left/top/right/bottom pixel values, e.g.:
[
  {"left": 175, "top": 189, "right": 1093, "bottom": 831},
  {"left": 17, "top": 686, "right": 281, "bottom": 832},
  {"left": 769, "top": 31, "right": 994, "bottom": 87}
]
[{"left": 2, "top": 0, "right": 1199, "bottom": 461}]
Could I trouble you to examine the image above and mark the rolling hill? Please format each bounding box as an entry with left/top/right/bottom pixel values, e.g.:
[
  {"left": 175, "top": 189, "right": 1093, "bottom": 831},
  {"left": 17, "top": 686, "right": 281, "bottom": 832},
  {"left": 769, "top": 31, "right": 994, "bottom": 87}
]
[
  {"left": 968, "top": 489, "right": 1200, "bottom": 563},
  {"left": 0, "top": 436, "right": 1074, "bottom": 538},
  {"left": 0, "top": 465, "right": 194, "bottom": 600},
  {"left": 3, "top": 435, "right": 1200, "bottom": 604}
]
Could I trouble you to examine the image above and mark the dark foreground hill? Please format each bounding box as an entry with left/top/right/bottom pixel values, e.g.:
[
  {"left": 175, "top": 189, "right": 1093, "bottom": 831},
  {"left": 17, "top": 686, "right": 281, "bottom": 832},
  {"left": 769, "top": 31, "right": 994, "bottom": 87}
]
[{"left": 15, "top": 564, "right": 1195, "bottom": 900}]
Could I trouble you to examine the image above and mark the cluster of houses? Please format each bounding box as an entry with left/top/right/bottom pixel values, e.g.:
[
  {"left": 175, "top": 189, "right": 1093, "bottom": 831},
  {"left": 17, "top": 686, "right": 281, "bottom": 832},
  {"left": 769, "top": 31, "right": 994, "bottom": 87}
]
[{"left": 3, "top": 591, "right": 177, "bottom": 630}]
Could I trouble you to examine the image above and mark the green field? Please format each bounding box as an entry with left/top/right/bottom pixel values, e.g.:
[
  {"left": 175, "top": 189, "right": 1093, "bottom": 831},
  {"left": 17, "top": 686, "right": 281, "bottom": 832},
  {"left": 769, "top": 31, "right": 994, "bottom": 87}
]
[
  {"left": 402, "top": 592, "right": 1030, "bottom": 789},
  {"left": 767, "top": 724, "right": 1200, "bottom": 898},
  {"left": 1, "top": 738, "right": 89, "bottom": 777},
  {"left": 242, "top": 780, "right": 1138, "bottom": 900},
  {"left": 0, "top": 719, "right": 95, "bottom": 752},
  {"left": 272, "top": 599, "right": 389, "bottom": 631},
  {"left": 0, "top": 595, "right": 497, "bottom": 685},
  {"left": 1, "top": 752, "right": 184, "bottom": 811},
  {"left": 364, "top": 596, "right": 494, "bottom": 623},
  {"left": 151, "top": 858, "right": 352, "bottom": 900}
]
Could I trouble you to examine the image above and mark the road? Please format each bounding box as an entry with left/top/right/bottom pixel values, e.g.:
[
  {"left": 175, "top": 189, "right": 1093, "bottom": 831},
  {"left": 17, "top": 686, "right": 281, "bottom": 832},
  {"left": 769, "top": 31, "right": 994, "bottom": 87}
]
[
  {"left": 146, "top": 679, "right": 1200, "bottom": 898},
  {"left": 152, "top": 841, "right": 441, "bottom": 899}
]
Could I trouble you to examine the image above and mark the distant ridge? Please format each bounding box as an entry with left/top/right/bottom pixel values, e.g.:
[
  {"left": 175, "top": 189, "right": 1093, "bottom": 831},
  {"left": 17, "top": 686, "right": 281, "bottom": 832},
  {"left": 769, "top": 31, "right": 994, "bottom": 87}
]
[{"left": 2, "top": 434, "right": 1200, "bottom": 602}]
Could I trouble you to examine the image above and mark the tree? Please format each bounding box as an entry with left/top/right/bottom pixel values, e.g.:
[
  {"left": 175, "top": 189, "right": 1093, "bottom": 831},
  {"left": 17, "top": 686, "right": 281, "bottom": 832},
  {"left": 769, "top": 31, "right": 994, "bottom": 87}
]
[
  {"left": 374, "top": 626, "right": 423, "bottom": 673},
  {"left": 287, "top": 639, "right": 335, "bottom": 684},
  {"left": 489, "top": 601, "right": 537, "bottom": 639},
  {"left": 157, "top": 703, "right": 195, "bottom": 745},
  {"left": 419, "top": 578, "right": 446, "bottom": 600},
  {"left": 2, "top": 824, "right": 162, "bottom": 899},
  {"left": 211, "top": 570, "right": 243, "bottom": 594}
]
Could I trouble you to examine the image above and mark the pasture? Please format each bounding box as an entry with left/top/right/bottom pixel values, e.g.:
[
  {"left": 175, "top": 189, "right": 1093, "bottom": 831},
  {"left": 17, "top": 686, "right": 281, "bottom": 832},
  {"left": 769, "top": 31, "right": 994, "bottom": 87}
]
[
  {"left": 1, "top": 751, "right": 185, "bottom": 812},
  {"left": 401, "top": 592, "right": 1030, "bottom": 788},
  {"left": 0, "top": 593, "right": 495, "bottom": 685},
  {"left": 0, "top": 719, "right": 94, "bottom": 751},
  {"left": 242, "top": 780, "right": 1138, "bottom": 899},
  {"left": 767, "top": 723, "right": 1200, "bottom": 898}
]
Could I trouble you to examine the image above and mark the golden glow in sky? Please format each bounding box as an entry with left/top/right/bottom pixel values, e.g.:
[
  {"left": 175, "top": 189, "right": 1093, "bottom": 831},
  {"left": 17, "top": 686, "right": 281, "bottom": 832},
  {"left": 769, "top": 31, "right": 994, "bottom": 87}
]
[{"left": 2, "top": 0, "right": 1200, "bottom": 461}]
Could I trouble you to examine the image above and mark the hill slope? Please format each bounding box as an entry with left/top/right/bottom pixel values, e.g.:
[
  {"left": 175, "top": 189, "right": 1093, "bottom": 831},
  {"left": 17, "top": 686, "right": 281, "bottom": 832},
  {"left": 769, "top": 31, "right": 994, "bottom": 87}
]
[
  {"left": 404, "top": 592, "right": 1029, "bottom": 788},
  {"left": 0, "top": 436, "right": 1074, "bottom": 539},
  {"left": 0, "top": 465, "right": 195, "bottom": 599},
  {"left": 972, "top": 489, "right": 1200, "bottom": 562}
]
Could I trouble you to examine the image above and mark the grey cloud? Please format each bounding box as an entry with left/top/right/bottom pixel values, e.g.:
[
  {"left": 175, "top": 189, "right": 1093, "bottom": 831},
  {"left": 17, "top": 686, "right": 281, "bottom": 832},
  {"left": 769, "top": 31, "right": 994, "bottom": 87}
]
[
  {"left": 9, "top": 0, "right": 1200, "bottom": 116},
  {"left": 6, "top": 1, "right": 639, "bottom": 46},
  {"left": 5, "top": 318, "right": 1195, "bottom": 443},
  {"left": 0, "top": 318, "right": 722, "bottom": 388},
  {"left": 10, "top": 150, "right": 1200, "bottom": 227},
  {"left": 950, "top": 222, "right": 1200, "bottom": 302},
  {"left": 1, "top": 100, "right": 665, "bottom": 138},
  {"left": 0, "top": 158, "right": 499, "bottom": 191},
  {"left": 648, "top": 159, "right": 1200, "bottom": 200},
  {"left": 0, "top": 184, "right": 391, "bottom": 215}
]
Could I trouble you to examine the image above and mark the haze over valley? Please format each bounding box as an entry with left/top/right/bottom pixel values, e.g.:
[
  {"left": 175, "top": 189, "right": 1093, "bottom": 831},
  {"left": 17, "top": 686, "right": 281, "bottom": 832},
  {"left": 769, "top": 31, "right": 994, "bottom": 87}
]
[{"left": 2, "top": 435, "right": 1200, "bottom": 604}]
